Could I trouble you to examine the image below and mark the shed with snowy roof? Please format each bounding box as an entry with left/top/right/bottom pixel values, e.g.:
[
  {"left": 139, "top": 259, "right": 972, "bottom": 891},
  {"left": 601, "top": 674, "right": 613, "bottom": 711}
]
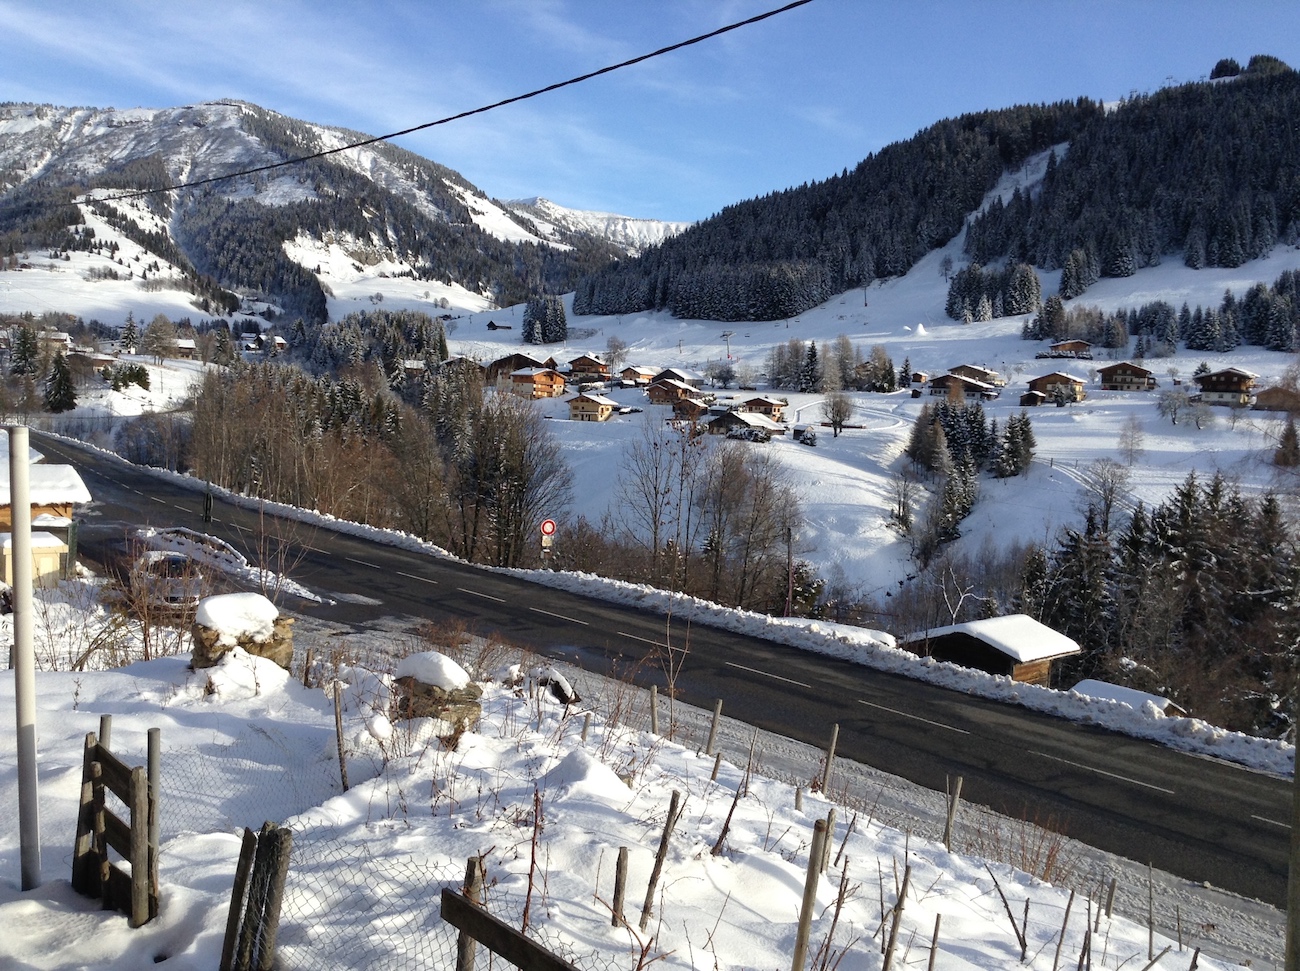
[{"left": 899, "top": 614, "right": 1081, "bottom": 686}]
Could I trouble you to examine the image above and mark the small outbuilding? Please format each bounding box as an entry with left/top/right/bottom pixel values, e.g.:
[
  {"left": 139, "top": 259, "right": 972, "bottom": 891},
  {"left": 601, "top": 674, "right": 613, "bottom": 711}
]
[{"left": 899, "top": 614, "right": 1081, "bottom": 686}]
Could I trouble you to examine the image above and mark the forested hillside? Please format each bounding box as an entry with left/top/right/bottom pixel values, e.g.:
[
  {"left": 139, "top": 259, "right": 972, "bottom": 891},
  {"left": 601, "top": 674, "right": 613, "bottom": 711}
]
[
  {"left": 573, "top": 100, "right": 1101, "bottom": 322},
  {"left": 964, "top": 56, "right": 1300, "bottom": 288}
]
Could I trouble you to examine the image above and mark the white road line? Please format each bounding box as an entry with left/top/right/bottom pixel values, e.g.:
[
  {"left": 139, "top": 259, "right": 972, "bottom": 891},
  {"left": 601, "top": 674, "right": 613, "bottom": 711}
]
[
  {"left": 530, "top": 606, "right": 589, "bottom": 626},
  {"left": 1032, "top": 751, "right": 1176, "bottom": 795},
  {"left": 617, "top": 630, "right": 669, "bottom": 648},
  {"left": 725, "top": 661, "right": 811, "bottom": 689},
  {"left": 457, "top": 586, "right": 505, "bottom": 603},
  {"left": 396, "top": 571, "right": 438, "bottom": 586},
  {"left": 172, "top": 504, "right": 188, "bottom": 511},
  {"left": 345, "top": 556, "right": 382, "bottom": 569},
  {"left": 148, "top": 495, "right": 164, "bottom": 503},
  {"left": 858, "top": 699, "right": 970, "bottom": 735},
  {"left": 1252, "top": 814, "right": 1291, "bottom": 830}
]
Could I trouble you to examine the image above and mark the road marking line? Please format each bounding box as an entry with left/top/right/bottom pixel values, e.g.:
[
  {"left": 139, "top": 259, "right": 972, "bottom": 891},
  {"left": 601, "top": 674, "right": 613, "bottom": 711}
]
[
  {"left": 345, "top": 556, "right": 382, "bottom": 569},
  {"left": 1032, "top": 751, "right": 1175, "bottom": 795},
  {"left": 1252, "top": 814, "right": 1290, "bottom": 830},
  {"left": 148, "top": 495, "right": 164, "bottom": 503},
  {"left": 396, "top": 571, "right": 438, "bottom": 585},
  {"left": 617, "top": 630, "right": 669, "bottom": 648},
  {"left": 457, "top": 586, "right": 505, "bottom": 603},
  {"left": 530, "top": 606, "right": 589, "bottom": 625},
  {"left": 858, "top": 699, "right": 970, "bottom": 734},
  {"left": 725, "top": 661, "right": 811, "bottom": 689},
  {"left": 172, "top": 504, "right": 188, "bottom": 511}
]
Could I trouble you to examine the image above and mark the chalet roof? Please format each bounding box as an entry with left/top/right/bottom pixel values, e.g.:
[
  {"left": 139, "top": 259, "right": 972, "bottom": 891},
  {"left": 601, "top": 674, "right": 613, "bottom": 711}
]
[
  {"left": 650, "top": 378, "right": 699, "bottom": 394},
  {"left": 0, "top": 464, "right": 93, "bottom": 507},
  {"left": 653, "top": 366, "right": 703, "bottom": 384},
  {"left": 932, "top": 373, "right": 995, "bottom": 391},
  {"left": 949, "top": 364, "right": 999, "bottom": 379},
  {"left": 622, "top": 365, "right": 658, "bottom": 375},
  {"left": 511, "top": 367, "right": 562, "bottom": 379},
  {"left": 1049, "top": 339, "right": 1092, "bottom": 347},
  {"left": 705, "top": 411, "right": 784, "bottom": 432},
  {"left": 740, "top": 395, "right": 787, "bottom": 408},
  {"left": 1031, "top": 371, "right": 1087, "bottom": 384},
  {"left": 569, "top": 353, "right": 607, "bottom": 366},
  {"left": 1098, "top": 361, "right": 1153, "bottom": 376},
  {"left": 570, "top": 393, "right": 617, "bottom": 407},
  {"left": 901, "top": 614, "right": 1081, "bottom": 663},
  {"left": 1195, "top": 367, "right": 1259, "bottom": 382}
]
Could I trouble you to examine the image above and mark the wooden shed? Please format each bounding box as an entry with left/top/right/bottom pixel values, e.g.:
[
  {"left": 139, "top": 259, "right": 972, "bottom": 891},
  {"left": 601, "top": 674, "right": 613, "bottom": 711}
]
[{"left": 899, "top": 614, "right": 1081, "bottom": 686}]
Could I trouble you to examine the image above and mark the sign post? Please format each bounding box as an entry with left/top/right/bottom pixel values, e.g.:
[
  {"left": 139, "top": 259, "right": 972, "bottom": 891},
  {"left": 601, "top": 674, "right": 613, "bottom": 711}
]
[{"left": 540, "top": 519, "right": 556, "bottom": 564}]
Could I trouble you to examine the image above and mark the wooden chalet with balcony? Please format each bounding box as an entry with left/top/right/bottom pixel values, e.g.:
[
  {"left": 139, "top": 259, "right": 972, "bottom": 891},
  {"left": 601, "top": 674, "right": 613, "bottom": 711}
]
[
  {"left": 737, "top": 395, "right": 788, "bottom": 422},
  {"left": 568, "top": 392, "right": 617, "bottom": 422},
  {"left": 928, "top": 373, "right": 998, "bottom": 400},
  {"left": 948, "top": 364, "right": 1004, "bottom": 387},
  {"left": 1192, "top": 367, "right": 1258, "bottom": 406},
  {"left": 620, "top": 365, "right": 659, "bottom": 386},
  {"left": 1026, "top": 371, "right": 1087, "bottom": 403},
  {"left": 510, "top": 367, "right": 566, "bottom": 399},
  {"left": 567, "top": 354, "right": 611, "bottom": 384},
  {"left": 1097, "top": 361, "right": 1157, "bottom": 392}
]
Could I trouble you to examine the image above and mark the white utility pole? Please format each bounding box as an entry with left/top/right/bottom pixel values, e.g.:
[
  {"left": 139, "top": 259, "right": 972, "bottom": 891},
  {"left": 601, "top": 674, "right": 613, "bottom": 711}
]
[{"left": 9, "top": 424, "right": 41, "bottom": 889}]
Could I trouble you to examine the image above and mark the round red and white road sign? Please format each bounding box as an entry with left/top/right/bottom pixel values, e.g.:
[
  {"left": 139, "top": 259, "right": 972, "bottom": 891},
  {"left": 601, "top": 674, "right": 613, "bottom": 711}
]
[{"left": 540, "top": 519, "right": 557, "bottom": 536}]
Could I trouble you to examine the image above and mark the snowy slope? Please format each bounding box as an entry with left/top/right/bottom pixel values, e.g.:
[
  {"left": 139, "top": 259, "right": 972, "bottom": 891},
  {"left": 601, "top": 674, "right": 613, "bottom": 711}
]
[{"left": 506, "top": 196, "right": 693, "bottom": 254}]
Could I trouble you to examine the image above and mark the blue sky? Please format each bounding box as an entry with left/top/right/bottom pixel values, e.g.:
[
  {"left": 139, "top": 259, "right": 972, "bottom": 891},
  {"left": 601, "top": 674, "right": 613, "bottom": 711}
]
[{"left": 4, "top": 1, "right": 1300, "bottom": 222}]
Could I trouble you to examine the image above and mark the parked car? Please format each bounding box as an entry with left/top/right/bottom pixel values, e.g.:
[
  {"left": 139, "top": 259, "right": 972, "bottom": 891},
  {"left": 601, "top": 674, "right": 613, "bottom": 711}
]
[
  {"left": 726, "top": 426, "right": 771, "bottom": 443},
  {"left": 130, "top": 551, "right": 205, "bottom": 611}
]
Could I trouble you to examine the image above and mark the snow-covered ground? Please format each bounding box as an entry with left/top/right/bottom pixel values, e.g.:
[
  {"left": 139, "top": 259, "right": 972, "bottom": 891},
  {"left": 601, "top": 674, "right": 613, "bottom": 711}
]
[{"left": 0, "top": 596, "right": 1283, "bottom": 969}]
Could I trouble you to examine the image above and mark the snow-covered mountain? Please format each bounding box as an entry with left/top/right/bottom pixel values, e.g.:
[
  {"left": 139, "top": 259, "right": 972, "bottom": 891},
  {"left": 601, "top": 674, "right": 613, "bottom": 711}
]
[
  {"left": 0, "top": 101, "right": 658, "bottom": 320},
  {"left": 505, "top": 196, "right": 692, "bottom": 255}
]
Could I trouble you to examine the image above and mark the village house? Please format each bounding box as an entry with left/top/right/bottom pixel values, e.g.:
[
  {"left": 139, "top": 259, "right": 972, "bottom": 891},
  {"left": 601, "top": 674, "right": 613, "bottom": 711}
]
[
  {"left": 672, "top": 397, "right": 710, "bottom": 421},
  {"left": 1026, "top": 371, "right": 1087, "bottom": 403},
  {"left": 567, "top": 354, "right": 611, "bottom": 384},
  {"left": 1097, "top": 361, "right": 1157, "bottom": 392},
  {"left": 651, "top": 366, "right": 704, "bottom": 388},
  {"left": 1044, "top": 338, "right": 1093, "bottom": 358},
  {"left": 928, "top": 373, "right": 998, "bottom": 400},
  {"left": 0, "top": 438, "right": 92, "bottom": 587},
  {"left": 1192, "top": 367, "right": 1258, "bottom": 406},
  {"left": 510, "top": 367, "right": 566, "bottom": 399},
  {"left": 173, "top": 338, "right": 197, "bottom": 360},
  {"left": 898, "top": 614, "right": 1081, "bottom": 686},
  {"left": 486, "top": 352, "right": 550, "bottom": 386},
  {"left": 434, "top": 356, "right": 487, "bottom": 381},
  {"left": 948, "top": 363, "right": 1004, "bottom": 387},
  {"left": 1252, "top": 385, "right": 1300, "bottom": 413},
  {"left": 647, "top": 378, "right": 705, "bottom": 406},
  {"left": 701, "top": 410, "right": 786, "bottom": 438},
  {"left": 567, "top": 392, "right": 617, "bottom": 422},
  {"left": 620, "top": 365, "right": 659, "bottom": 386},
  {"left": 736, "top": 395, "right": 788, "bottom": 422}
]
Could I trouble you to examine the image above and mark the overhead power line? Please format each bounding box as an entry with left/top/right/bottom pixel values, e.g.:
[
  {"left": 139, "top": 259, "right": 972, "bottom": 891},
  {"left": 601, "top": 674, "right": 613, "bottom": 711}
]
[{"left": 77, "top": 0, "right": 816, "bottom": 206}]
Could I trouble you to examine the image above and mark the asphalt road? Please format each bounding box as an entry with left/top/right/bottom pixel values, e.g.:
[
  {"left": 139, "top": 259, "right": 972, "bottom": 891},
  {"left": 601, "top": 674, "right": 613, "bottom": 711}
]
[{"left": 35, "top": 432, "right": 1294, "bottom": 907}]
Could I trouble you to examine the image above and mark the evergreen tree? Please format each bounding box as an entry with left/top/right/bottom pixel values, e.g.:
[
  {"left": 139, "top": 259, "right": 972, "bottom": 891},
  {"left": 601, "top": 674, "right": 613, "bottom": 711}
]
[
  {"left": 1276, "top": 417, "right": 1300, "bottom": 467},
  {"left": 799, "top": 341, "right": 821, "bottom": 392},
  {"left": 121, "top": 313, "right": 138, "bottom": 352},
  {"left": 43, "top": 352, "right": 76, "bottom": 413},
  {"left": 9, "top": 325, "right": 39, "bottom": 376}
]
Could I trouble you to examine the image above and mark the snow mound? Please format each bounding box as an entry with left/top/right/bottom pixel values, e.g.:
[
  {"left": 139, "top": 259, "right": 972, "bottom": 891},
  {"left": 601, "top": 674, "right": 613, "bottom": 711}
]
[
  {"left": 541, "top": 748, "right": 629, "bottom": 802},
  {"left": 195, "top": 593, "right": 278, "bottom": 646},
  {"left": 393, "top": 651, "right": 471, "bottom": 690}
]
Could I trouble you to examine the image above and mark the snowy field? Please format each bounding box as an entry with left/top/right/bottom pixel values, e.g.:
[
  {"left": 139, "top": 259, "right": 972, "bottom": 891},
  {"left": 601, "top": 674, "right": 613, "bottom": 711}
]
[{"left": 0, "top": 604, "right": 1284, "bottom": 970}]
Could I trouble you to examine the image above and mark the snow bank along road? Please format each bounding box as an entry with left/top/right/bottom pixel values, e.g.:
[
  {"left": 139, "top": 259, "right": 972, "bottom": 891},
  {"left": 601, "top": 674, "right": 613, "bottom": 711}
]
[{"left": 40, "top": 433, "right": 1292, "bottom": 909}]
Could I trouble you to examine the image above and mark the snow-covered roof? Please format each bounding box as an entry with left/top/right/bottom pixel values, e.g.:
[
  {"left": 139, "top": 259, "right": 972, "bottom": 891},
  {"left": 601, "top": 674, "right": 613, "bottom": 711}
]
[
  {"left": 511, "top": 367, "right": 561, "bottom": 378},
  {"left": 1032, "top": 371, "right": 1088, "bottom": 383},
  {"left": 649, "top": 378, "right": 698, "bottom": 394},
  {"left": 934, "top": 373, "right": 996, "bottom": 391},
  {"left": 705, "top": 411, "right": 785, "bottom": 432},
  {"left": 571, "top": 393, "right": 618, "bottom": 407},
  {"left": 621, "top": 365, "right": 658, "bottom": 376},
  {"left": 0, "top": 464, "right": 92, "bottom": 506},
  {"left": 0, "top": 530, "right": 68, "bottom": 549},
  {"left": 1071, "top": 679, "right": 1185, "bottom": 714},
  {"left": 904, "top": 614, "right": 1081, "bottom": 663}
]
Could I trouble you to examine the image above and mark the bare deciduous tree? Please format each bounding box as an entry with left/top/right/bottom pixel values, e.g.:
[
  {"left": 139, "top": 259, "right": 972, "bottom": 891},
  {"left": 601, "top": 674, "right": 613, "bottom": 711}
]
[
  {"left": 822, "top": 391, "right": 854, "bottom": 438},
  {"left": 1079, "top": 458, "right": 1130, "bottom": 533}
]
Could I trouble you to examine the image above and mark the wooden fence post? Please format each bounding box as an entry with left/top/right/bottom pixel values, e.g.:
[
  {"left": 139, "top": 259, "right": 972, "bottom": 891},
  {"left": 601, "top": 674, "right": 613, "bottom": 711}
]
[
  {"left": 821, "top": 808, "right": 837, "bottom": 874},
  {"left": 128, "top": 766, "right": 150, "bottom": 927},
  {"left": 612, "top": 847, "right": 629, "bottom": 927},
  {"left": 943, "top": 776, "right": 963, "bottom": 851},
  {"left": 456, "top": 856, "right": 485, "bottom": 971},
  {"left": 649, "top": 684, "right": 659, "bottom": 735},
  {"left": 334, "top": 682, "right": 349, "bottom": 792},
  {"left": 147, "top": 727, "right": 160, "bottom": 919},
  {"left": 639, "top": 790, "right": 681, "bottom": 931},
  {"left": 882, "top": 864, "right": 913, "bottom": 971},
  {"left": 219, "top": 828, "right": 258, "bottom": 971},
  {"left": 791, "top": 818, "right": 827, "bottom": 971},
  {"left": 257, "top": 827, "right": 293, "bottom": 971},
  {"left": 821, "top": 723, "right": 839, "bottom": 793},
  {"left": 705, "top": 699, "right": 722, "bottom": 756}
]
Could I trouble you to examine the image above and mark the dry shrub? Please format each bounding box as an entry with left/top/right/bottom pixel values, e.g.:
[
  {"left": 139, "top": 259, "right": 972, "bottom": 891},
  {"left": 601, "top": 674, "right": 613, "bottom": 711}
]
[{"left": 962, "top": 807, "right": 1081, "bottom": 887}]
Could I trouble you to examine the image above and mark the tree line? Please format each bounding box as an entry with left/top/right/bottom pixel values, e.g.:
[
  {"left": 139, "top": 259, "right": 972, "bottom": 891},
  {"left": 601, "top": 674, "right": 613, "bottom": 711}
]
[
  {"left": 964, "top": 57, "right": 1300, "bottom": 290},
  {"left": 573, "top": 100, "right": 1100, "bottom": 322}
]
